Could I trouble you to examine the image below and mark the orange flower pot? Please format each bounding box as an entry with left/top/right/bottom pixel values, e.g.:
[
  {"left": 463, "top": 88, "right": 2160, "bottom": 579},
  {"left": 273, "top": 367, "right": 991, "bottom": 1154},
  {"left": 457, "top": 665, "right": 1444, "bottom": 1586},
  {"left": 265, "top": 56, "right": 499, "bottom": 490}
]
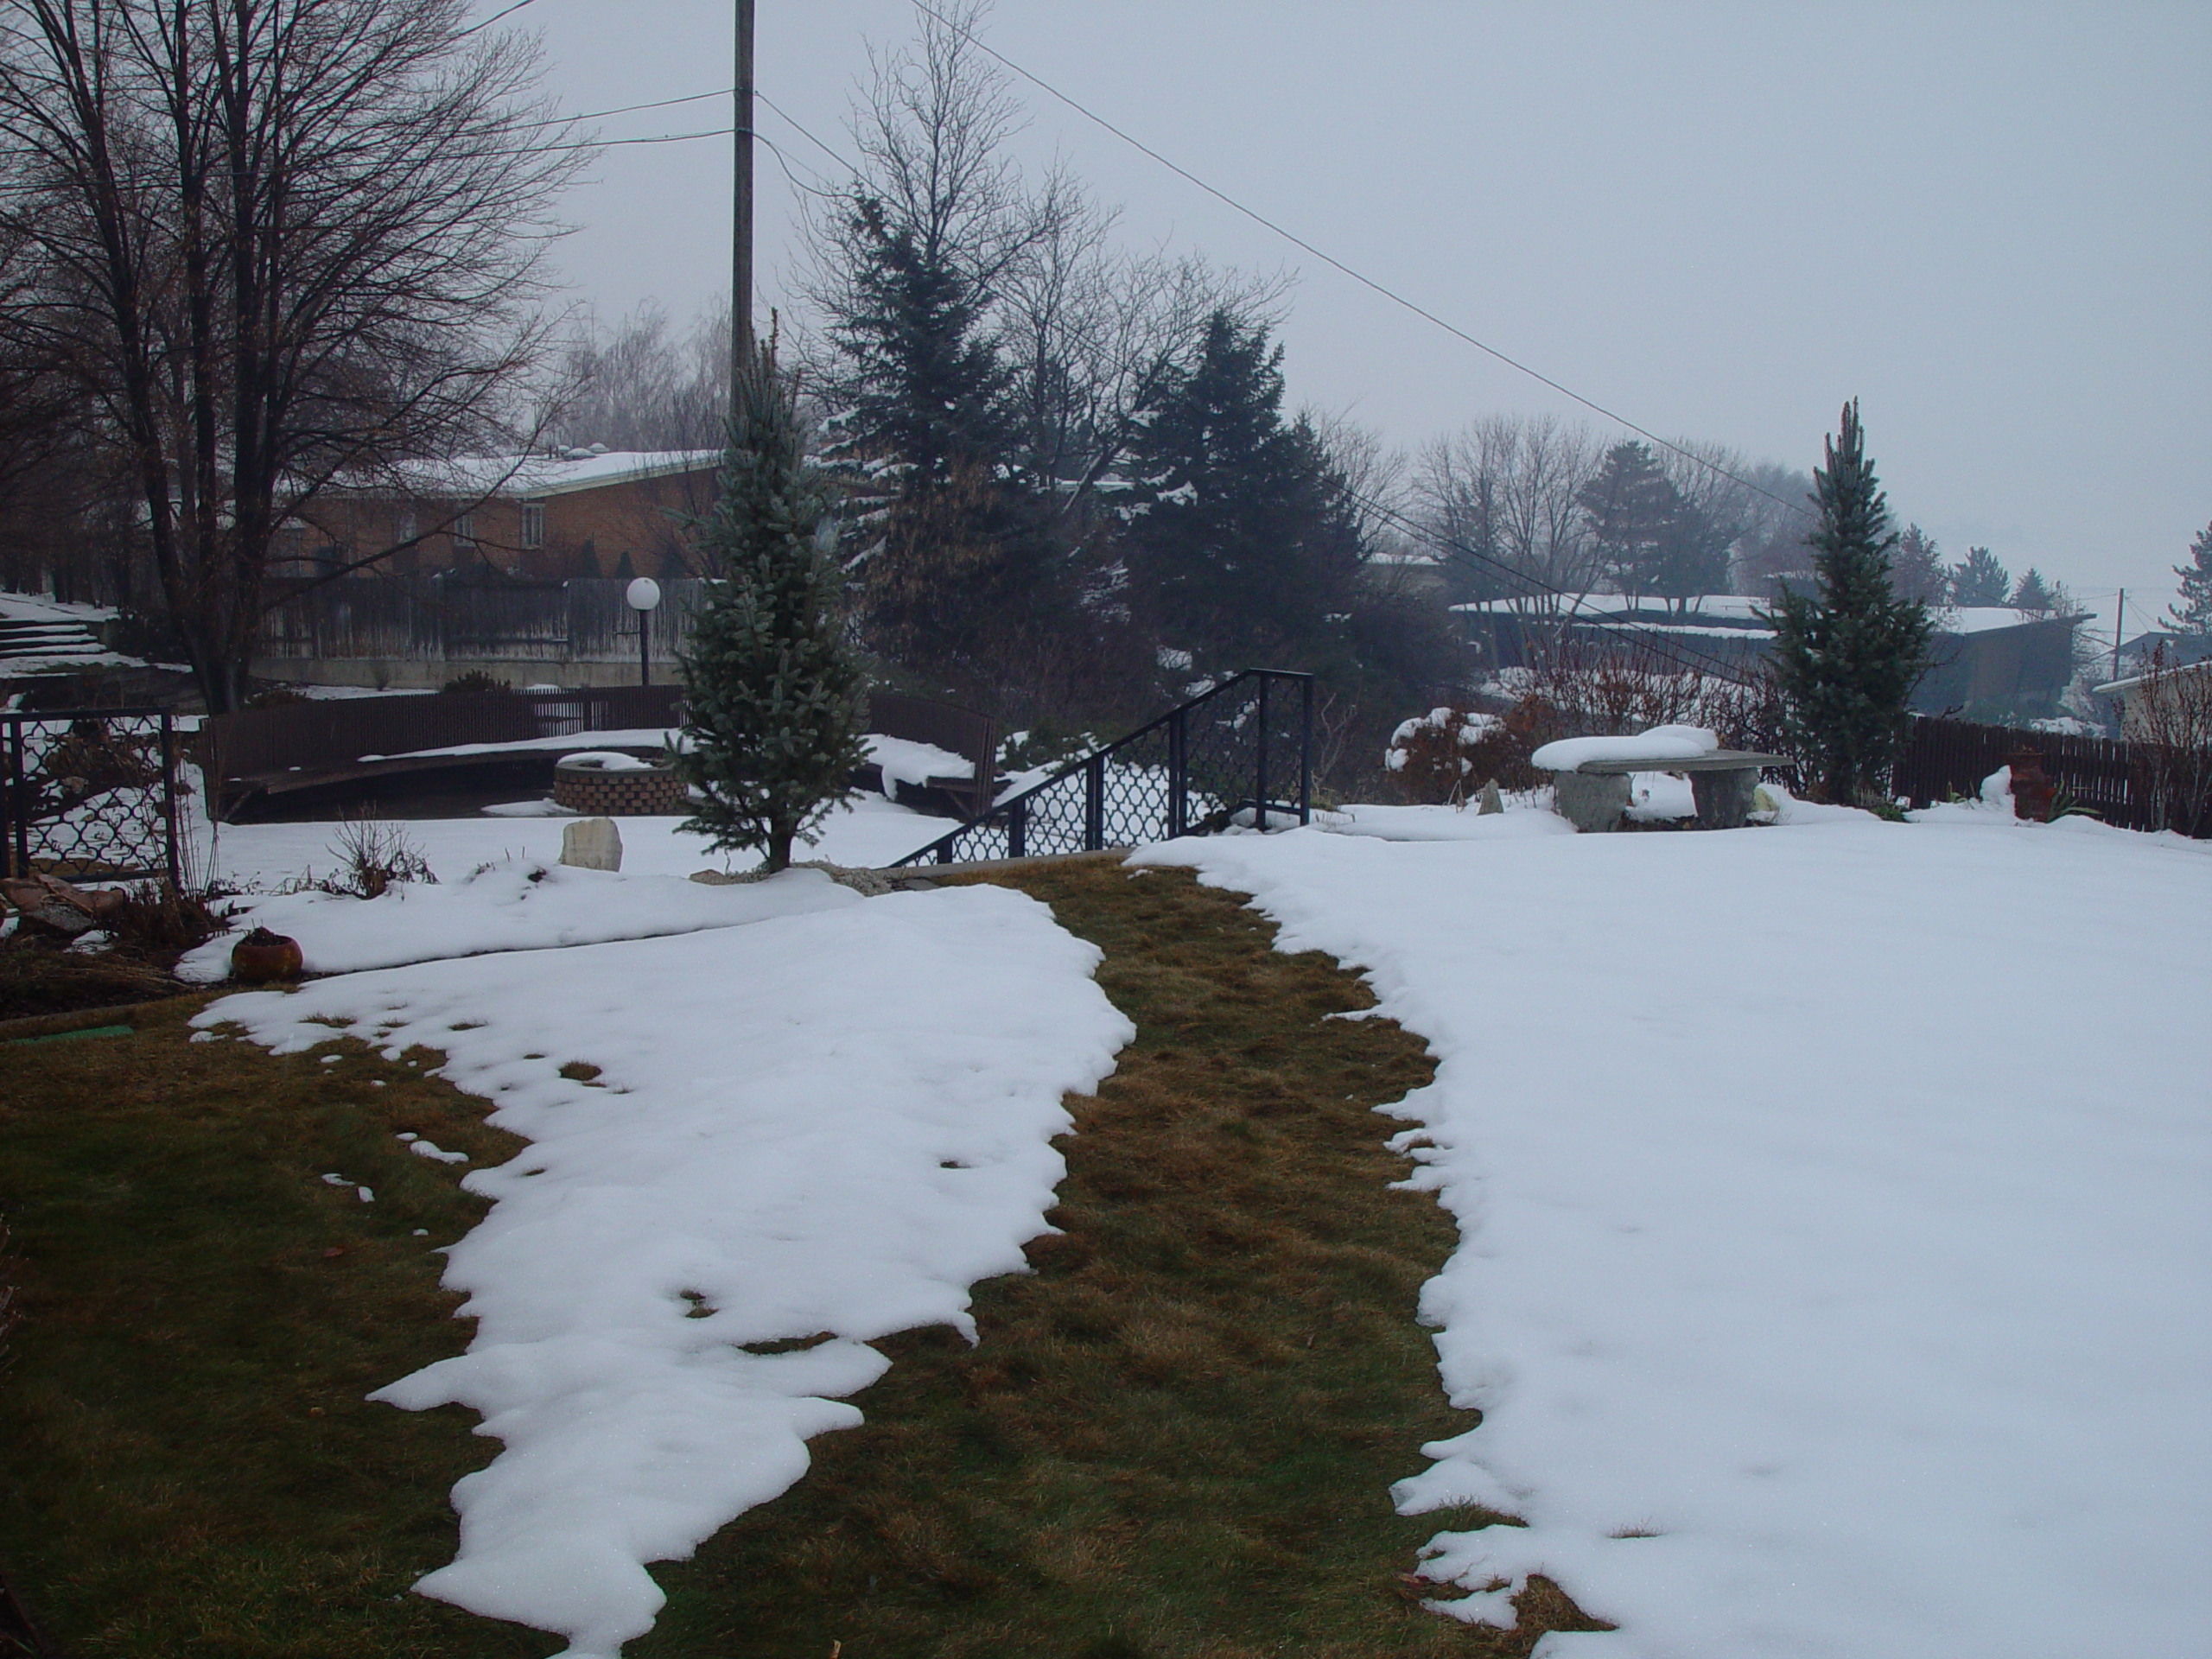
[{"left": 232, "top": 928, "right": 304, "bottom": 982}]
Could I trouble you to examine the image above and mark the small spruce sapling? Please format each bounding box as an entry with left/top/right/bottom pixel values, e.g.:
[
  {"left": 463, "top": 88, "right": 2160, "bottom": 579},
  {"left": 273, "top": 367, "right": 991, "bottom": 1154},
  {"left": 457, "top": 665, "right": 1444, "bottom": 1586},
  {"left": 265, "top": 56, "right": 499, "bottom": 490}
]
[
  {"left": 675, "top": 340, "right": 868, "bottom": 873},
  {"left": 1765, "top": 400, "right": 1934, "bottom": 804}
]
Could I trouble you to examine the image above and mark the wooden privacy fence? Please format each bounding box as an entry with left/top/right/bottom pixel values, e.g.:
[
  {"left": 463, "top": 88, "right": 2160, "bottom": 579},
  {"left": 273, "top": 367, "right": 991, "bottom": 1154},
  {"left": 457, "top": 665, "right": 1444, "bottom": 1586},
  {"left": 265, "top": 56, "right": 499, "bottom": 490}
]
[{"left": 1892, "top": 715, "right": 2209, "bottom": 836}]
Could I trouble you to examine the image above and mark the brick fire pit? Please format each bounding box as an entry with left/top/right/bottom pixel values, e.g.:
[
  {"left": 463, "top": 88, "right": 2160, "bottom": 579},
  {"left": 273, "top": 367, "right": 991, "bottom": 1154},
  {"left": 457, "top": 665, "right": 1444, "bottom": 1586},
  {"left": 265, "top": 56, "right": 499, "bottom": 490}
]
[{"left": 552, "top": 751, "right": 688, "bottom": 817}]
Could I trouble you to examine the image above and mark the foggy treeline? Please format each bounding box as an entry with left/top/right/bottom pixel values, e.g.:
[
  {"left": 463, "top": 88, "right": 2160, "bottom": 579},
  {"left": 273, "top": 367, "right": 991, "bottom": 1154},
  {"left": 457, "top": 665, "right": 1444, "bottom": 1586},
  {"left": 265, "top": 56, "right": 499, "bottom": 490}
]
[{"left": 0, "top": 0, "right": 2087, "bottom": 728}]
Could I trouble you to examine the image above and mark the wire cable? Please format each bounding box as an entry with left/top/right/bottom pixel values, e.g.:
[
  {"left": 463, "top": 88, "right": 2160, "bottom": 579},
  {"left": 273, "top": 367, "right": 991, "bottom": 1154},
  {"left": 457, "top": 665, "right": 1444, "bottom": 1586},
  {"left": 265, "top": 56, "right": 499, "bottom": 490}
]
[
  {"left": 905, "top": 0, "right": 1802, "bottom": 520},
  {"left": 745, "top": 78, "right": 1766, "bottom": 683},
  {"left": 456, "top": 0, "right": 537, "bottom": 41}
]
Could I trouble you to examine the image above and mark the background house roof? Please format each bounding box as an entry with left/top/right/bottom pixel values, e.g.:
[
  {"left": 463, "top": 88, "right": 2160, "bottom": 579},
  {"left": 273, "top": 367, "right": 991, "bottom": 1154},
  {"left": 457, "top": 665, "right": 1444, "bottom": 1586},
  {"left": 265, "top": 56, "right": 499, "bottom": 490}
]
[{"left": 353, "top": 450, "right": 721, "bottom": 501}]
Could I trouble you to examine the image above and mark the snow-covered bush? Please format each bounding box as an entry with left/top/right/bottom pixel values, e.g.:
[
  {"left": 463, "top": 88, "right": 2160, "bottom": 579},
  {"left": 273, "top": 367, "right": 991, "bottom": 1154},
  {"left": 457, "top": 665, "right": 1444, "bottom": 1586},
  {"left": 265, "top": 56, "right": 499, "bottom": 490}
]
[{"left": 1385, "top": 706, "right": 1499, "bottom": 805}]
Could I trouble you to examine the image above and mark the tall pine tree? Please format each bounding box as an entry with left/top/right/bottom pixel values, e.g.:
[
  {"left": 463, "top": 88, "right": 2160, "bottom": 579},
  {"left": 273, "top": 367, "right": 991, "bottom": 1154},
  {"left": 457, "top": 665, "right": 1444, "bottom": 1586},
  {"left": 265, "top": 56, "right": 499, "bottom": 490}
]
[
  {"left": 821, "top": 195, "right": 1060, "bottom": 683},
  {"left": 1948, "top": 547, "right": 2011, "bottom": 607},
  {"left": 1767, "top": 401, "right": 1933, "bottom": 804},
  {"left": 2010, "top": 568, "right": 2056, "bottom": 613},
  {"left": 2167, "top": 521, "right": 2212, "bottom": 634},
  {"left": 1579, "top": 440, "right": 1678, "bottom": 603},
  {"left": 1126, "top": 310, "right": 1360, "bottom": 670},
  {"left": 675, "top": 341, "right": 868, "bottom": 873}
]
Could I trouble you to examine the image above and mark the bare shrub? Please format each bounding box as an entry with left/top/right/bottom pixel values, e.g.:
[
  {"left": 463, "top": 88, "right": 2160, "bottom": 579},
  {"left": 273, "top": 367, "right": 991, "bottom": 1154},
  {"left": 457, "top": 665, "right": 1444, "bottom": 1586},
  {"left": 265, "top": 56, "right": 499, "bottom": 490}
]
[
  {"left": 1518, "top": 636, "right": 1795, "bottom": 756},
  {"left": 103, "top": 882, "right": 225, "bottom": 958},
  {"left": 324, "top": 818, "right": 437, "bottom": 900},
  {"left": 1471, "top": 694, "right": 1570, "bottom": 792}
]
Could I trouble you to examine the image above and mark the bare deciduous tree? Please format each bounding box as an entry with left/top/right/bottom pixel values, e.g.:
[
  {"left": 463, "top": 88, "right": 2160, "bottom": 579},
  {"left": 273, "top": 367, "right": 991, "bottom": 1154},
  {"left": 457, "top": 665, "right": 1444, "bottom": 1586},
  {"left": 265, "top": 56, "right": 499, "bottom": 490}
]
[
  {"left": 1414, "top": 414, "right": 1602, "bottom": 611},
  {"left": 0, "top": 0, "right": 584, "bottom": 710},
  {"left": 551, "top": 299, "right": 732, "bottom": 455}
]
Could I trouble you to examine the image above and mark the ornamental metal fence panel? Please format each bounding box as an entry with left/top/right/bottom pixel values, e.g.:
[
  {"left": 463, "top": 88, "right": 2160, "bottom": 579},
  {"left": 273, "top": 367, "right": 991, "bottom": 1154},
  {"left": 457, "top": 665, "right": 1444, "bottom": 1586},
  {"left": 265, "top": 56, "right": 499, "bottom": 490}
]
[
  {"left": 894, "top": 670, "right": 1313, "bottom": 867},
  {"left": 2, "top": 707, "right": 189, "bottom": 887}
]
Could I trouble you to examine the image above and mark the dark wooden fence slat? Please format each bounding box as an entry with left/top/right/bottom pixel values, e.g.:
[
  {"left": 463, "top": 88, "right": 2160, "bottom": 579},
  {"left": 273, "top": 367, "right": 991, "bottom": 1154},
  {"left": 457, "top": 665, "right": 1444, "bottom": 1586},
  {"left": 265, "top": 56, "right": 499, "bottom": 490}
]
[{"left": 1893, "top": 715, "right": 2174, "bottom": 832}]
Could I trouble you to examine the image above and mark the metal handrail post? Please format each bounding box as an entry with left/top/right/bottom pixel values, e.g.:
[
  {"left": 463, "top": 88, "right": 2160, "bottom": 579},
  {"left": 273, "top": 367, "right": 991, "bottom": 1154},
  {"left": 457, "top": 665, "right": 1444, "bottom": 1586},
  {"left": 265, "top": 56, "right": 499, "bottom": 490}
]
[
  {"left": 1084, "top": 754, "right": 1105, "bottom": 850},
  {"left": 161, "top": 711, "right": 182, "bottom": 889},
  {"left": 1300, "top": 674, "right": 1313, "bottom": 824},
  {"left": 6, "top": 719, "right": 24, "bottom": 880},
  {"left": 1008, "top": 798, "right": 1027, "bottom": 860},
  {"left": 1255, "top": 673, "right": 1270, "bottom": 825},
  {"left": 1167, "top": 705, "right": 1186, "bottom": 837}
]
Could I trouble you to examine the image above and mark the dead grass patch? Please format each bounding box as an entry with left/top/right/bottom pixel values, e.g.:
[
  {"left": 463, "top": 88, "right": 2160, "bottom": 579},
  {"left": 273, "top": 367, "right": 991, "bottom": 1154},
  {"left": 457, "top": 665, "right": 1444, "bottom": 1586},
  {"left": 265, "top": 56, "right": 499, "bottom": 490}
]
[
  {"left": 0, "top": 995, "right": 555, "bottom": 1656},
  {"left": 631, "top": 859, "right": 1601, "bottom": 1657},
  {"left": 0, "top": 860, "right": 1601, "bottom": 1656}
]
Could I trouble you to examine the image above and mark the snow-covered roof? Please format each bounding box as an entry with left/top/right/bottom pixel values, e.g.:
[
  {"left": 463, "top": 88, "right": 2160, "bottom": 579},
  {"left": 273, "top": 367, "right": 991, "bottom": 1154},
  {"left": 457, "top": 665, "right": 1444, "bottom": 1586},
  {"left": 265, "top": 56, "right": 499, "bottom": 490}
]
[
  {"left": 2092, "top": 656, "right": 2212, "bottom": 697},
  {"left": 1448, "top": 594, "right": 2077, "bottom": 639},
  {"left": 352, "top": 450, "right": 720, "bottom": 501},
  {"left": 1930, "top": 606, "right": 2081, "bottom": 637}
]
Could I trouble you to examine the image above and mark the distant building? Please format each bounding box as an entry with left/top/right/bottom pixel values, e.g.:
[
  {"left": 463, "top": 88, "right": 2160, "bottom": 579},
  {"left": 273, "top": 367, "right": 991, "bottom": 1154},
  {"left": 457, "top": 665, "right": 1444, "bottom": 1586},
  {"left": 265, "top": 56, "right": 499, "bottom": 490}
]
[
  {"left": 244, "top": 450, "right": 723, "bottom": 690},
  {"left": 278, "top": 449, "right": 721, "bottom": 582},
  {"left": 1449, "top": 594, "right": 2084, "bottom": 721},
  {"left": 2094, "top": 654, "right": 2212, "bottom": 742}
]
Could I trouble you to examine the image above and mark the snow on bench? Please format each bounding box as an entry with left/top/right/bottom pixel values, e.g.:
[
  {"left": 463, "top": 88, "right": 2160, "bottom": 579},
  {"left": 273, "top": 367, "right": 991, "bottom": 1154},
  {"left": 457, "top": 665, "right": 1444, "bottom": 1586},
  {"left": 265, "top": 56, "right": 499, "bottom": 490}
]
[{"left": 1535, "top": 726, "right": 1788, "bottom": 831}]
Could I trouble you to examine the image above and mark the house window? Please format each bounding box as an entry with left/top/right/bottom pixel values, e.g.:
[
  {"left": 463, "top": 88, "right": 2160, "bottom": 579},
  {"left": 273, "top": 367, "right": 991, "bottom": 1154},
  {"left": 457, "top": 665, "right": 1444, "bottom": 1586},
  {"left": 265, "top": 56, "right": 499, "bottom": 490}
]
[
  {"left": 453, "top": 512, "right": 474, "bottom": 550},
  {"left": 522, "top": 501, "right": 545, "bottom": 549},
  {"left": 396, "top": 510, "right": 417, "bottom": 546}
]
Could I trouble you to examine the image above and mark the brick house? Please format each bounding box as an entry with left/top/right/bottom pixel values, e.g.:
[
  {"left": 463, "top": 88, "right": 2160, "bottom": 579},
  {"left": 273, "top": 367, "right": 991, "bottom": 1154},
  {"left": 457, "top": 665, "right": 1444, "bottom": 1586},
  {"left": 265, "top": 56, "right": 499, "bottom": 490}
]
[
  {"left": 247, "top": 450, "right": 723, "bottom": 690},
  {"left": 281, "top": 448, "right": 721, "bottom": 582}
]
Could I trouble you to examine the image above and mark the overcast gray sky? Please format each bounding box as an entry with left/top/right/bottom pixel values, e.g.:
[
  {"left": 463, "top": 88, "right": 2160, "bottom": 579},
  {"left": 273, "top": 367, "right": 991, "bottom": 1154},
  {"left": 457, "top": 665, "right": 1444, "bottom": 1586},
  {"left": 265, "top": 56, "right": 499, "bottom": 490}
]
[{"left": 507, "top": 1, "right": 2209, "bottom": 630}]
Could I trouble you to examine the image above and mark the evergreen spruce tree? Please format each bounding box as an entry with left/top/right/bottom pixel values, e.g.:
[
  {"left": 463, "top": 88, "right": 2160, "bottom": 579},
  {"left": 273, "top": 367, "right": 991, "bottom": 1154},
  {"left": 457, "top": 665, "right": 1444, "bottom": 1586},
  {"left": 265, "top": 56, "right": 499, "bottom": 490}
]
[
  {"left": 1127, "top": 309, "right": 1360, "bottom": 669},
  {"left": 1891, "top": 524, "right": 1948, "bottom": 604},
  {"left": 2167, "top": 521, "right": 2212, "bottom": 634},
  {"left": 2010, "top": 567, "right": 2055, "bottom": 613},
  {"left": 675, "top": 341, "right": 868, "bottom": 873},
  {"left": 1767, "top": 400, "right": 1934, "bottom": 804},
  {"left": 819, "top": 196, "right": 1060, "bottom": 680},
  {"left": 1578, "top": 440, "right": 1677, "bottom": 602},
  {"left": 1948, "top": 546, "right": 2011, "bottom": 607}
]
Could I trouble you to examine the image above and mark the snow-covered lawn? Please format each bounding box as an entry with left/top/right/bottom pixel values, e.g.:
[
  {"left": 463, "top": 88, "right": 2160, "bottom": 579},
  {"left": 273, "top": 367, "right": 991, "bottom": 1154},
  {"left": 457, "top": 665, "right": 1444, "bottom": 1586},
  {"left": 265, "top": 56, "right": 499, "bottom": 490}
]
[
  {"left": 175, "top": 860, "right": 861, "bottom": 980},
  {"left": 197, "top": 874, "right": 1131, "bottom": 1658},
  {"left": 1134, "top": 803, "right": 2211, "bottom": 1658}
]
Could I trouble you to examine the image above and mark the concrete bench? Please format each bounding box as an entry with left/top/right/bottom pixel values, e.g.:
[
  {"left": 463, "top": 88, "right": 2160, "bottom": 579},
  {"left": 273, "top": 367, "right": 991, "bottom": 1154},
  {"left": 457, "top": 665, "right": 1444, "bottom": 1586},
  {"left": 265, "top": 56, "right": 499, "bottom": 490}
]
[{"left": 1549, "top": 750, "right": 1789, "bottom": 832}]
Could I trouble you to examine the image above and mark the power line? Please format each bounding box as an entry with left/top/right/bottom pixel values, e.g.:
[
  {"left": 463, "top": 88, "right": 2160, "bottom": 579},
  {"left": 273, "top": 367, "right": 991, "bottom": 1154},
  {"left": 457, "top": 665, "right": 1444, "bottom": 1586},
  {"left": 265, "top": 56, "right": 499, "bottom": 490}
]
[
  {"left": 905, "top": 0, "right": 1802, "bottom": 521},
  {"left": 748, "top": 79, "right": 1762, "bottom": 683},
  {"left": 456, "top": 0, "right": 537, "bottom": 41},
  {"left": 525, "top": 86, "right": 735, "bottom": 133},
  {"left": 755, "top": 90, "right": 855, "bottom": 175}
]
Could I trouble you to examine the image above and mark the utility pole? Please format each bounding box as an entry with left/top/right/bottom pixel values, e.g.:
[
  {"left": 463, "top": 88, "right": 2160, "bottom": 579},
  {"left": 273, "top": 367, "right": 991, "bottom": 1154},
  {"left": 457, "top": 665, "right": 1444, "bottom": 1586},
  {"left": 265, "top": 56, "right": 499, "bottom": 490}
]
[
  {"left": 2111, "top": 588, "right": 2126, "bottom": 683},
  {"left": 733, "top": 0, "right": 755, "bottom": 390}
]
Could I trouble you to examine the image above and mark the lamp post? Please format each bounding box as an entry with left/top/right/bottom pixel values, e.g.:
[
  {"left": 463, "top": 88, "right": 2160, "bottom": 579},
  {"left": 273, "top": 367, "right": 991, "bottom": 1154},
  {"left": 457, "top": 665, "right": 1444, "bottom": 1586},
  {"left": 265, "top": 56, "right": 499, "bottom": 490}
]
[{"left": 626, "top": 576, "right": 662, "bottom": 688}]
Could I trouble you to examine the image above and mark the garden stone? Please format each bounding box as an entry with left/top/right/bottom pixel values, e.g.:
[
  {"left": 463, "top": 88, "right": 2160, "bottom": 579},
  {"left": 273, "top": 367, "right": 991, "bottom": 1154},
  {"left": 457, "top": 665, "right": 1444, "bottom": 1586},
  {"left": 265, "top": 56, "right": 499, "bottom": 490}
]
[
  {"left": 1476, "top": 779, "right": 1504, "bottom": 816},
  {"left": 1691, "top": 766, "right": 1762, "bottom": 830},
  {"left": 1552, "top": 770, "right": 1630, "bottom": 833},
  {"left": 560, "top": 817, "right": 623, "bottom": 872}
]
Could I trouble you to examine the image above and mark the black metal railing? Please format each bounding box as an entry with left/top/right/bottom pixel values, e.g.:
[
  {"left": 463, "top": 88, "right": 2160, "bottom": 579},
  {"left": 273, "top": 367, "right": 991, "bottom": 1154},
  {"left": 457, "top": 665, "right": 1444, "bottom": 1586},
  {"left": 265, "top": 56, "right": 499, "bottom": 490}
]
[
  {"left": 893, "top": 670, "right": 1313, "bottom": 867},
  {"left": 3, "top": 707, "right": 188, "bottom": 887}
]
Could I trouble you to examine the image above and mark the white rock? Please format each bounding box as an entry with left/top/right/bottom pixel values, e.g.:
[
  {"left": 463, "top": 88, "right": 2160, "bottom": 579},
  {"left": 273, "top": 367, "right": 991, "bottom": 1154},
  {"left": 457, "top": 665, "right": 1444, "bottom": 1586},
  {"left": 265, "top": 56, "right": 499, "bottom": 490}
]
[{"left": 560, "top": 817, "right": 623, "bottom": 872}]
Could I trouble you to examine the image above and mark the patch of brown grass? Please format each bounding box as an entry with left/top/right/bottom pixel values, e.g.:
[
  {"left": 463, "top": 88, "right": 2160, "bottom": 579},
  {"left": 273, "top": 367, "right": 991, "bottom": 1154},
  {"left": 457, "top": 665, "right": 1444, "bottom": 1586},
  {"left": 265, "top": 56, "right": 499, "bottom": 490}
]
[
  {"left": 0, "top": 937, "right": 176, "bottom": 1021},
  {"left": 0, "top": 858, "right": 1605, "bottom": 1656},
  {"left": 0, "top": 995, "right": 556, "bottom": 1657},
  {"left": 632, "top": 859, "right": 1603, "bottom": 1658}
]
